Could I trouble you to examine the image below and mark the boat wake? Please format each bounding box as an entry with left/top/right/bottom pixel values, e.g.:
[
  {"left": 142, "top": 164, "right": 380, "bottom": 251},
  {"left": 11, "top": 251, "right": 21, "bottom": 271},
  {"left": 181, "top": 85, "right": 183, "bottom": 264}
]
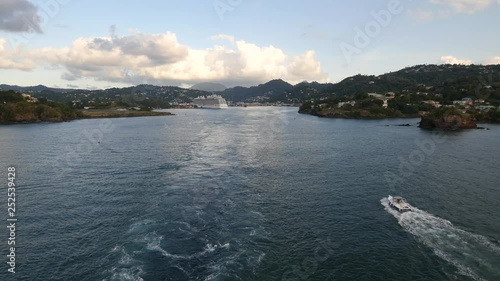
[
  {"left": 381, "top": 198, "right": 500, "bottom": 281},
  {"left": 144, "top": 232, "right": 230, "bottom": 260}
]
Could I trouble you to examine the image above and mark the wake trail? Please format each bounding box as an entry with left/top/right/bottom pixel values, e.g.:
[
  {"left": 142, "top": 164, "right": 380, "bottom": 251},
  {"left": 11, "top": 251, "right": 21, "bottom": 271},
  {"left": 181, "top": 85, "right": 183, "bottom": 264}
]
[{"left": 381, "top": 198, "right": 500, "bottom": 281}]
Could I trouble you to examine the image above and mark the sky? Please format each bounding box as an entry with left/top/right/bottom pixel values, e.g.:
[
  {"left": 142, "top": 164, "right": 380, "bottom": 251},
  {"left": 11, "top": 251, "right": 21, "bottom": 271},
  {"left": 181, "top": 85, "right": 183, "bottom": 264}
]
[{"left": 0, "top": 0, "right": 499, "bottom": 89}]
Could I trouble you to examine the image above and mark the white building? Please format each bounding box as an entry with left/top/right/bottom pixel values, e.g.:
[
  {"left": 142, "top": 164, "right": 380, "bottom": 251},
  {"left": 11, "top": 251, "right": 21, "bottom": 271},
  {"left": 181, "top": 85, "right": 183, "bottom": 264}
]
[{"left": 338, "top": 101, "right": 356, "bottom": 108}]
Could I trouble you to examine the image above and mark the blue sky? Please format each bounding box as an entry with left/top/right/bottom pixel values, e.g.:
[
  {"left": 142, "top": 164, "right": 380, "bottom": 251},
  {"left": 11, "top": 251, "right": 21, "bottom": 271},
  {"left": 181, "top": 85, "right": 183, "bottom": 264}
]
[{"left": 0, "top": 0, "right": 499, "bottom": 89}]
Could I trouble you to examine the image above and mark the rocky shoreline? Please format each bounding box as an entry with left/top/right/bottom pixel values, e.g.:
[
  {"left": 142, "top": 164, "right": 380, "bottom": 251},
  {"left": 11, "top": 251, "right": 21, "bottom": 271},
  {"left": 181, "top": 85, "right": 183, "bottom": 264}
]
[{"left": 418, "top": 108, "right": 477, "bottom": 130}]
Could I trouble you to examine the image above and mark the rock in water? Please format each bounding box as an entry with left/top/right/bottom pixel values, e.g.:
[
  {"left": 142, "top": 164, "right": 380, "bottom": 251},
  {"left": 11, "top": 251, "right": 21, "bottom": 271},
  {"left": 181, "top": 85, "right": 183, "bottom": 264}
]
[{"left": 419, "top": 108, "right": 477, "bottom": 130}]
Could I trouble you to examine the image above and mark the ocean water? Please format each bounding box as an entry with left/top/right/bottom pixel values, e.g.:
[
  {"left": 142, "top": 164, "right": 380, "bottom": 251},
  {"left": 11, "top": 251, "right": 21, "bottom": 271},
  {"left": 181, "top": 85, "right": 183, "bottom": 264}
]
[{"left": 0, "top": 107, "right": 499, "bottom": 281}]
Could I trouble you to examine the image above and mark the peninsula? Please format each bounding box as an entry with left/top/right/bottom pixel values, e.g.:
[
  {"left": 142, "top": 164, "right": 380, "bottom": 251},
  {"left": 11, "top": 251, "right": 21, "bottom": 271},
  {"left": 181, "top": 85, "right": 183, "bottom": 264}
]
[{"left": 0, "top": 90, "right": 173, "bottom": 124}]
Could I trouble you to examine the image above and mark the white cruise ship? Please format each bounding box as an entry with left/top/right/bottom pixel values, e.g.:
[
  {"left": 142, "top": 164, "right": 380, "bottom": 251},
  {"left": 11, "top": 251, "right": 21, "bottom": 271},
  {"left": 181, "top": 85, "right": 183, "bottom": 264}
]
[{"left": 193, "top": 95, "right": 228, "bottom": 109}]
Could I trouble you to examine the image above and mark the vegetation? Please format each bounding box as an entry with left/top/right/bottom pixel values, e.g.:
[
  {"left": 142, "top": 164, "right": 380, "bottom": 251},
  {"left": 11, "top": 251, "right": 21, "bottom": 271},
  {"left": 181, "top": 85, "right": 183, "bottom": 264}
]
[
  {"left": 419, "top": 107, "right": 477, "bottom": 130},
  {"left": 1, "top": 64, "right": 499, "bottom": 122},
  {"left": 470, "top": 109, "right": 500, "bottom": 123},
  {"left": 0, "top": 90, "right": 84, "bottom": 123},
  {"left": 299, "top": 94, "right": 408, "bottom": 119}
]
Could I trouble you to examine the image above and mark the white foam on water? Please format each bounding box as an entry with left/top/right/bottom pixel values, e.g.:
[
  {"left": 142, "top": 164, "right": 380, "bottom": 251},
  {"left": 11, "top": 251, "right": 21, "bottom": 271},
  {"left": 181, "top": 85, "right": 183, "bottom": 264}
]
[
  {"left": 381, "top": 198, "right": 500, "bottom": 281},
  {"left": 177, "top": 227, "right": 193, "bottom": 236},
  {"left": 127, "top": 219, "right": 156, "bottom": 234},
  {"left": 111, "top": 245, "right": 122, "bottom": 252},
  {"left": 256, "top": 252, "right": 266, "bottom": 264},
  {"left": 174, "top": 221, "right": 194, "bottom": 230},
  {"left": 119, "top": 248, "right": 133, "bottom": 265},
  {"left": 250, "top": 210, "right": 264, "bottom": 217},
  {"left": 174, "top": 264, "right": 190, "bottom": 277},
  {"left": 204, "top": 243, "right": 218, "bottom": 253},
  {"left": 109, "top": 266, "right": 144, "bottom": 281},
  {"left": 143, "top": 232, "right": 230, "bottom": 260},
  {"left": 107, "top": 243, "right": 146, "bottom": 281}
]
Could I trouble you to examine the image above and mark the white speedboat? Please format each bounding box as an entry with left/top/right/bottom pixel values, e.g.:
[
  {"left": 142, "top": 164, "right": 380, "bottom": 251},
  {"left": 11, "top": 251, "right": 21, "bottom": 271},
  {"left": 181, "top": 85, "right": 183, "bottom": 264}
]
[{"left": 388, "top": 195, "right": 412, "bottom": 212}]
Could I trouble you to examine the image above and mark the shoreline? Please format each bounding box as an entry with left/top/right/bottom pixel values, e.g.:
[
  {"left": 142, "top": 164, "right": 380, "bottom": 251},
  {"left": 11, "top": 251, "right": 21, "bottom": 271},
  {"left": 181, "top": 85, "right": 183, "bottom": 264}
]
[
  {"left": 298, "top": 111, "right": 421, "bottom": 120},
  {"left": 0, "top": 110, "right": 174, "bottom": 125},
  {"left": 80, "top": 110, "right": 174, "bottom": 119},
  {"left": 299, "top": 111, "right": 500, "bottom": 125}
]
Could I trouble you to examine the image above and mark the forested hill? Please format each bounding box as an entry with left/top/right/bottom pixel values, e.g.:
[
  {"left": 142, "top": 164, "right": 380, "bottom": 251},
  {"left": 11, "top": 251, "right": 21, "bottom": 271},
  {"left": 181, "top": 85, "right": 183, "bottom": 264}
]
[
  {"left": 1, "top": 64, "right": 499, "bottom": 105},
  {"left": 0, "top": 90, "right": 82, "bottom": 123}
]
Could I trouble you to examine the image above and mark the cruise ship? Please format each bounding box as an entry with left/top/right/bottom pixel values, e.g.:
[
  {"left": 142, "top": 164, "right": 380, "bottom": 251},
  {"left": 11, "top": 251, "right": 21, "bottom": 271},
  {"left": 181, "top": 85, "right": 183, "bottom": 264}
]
[{"left": 193, "top": 95, "right": 228, "bottom": 109}]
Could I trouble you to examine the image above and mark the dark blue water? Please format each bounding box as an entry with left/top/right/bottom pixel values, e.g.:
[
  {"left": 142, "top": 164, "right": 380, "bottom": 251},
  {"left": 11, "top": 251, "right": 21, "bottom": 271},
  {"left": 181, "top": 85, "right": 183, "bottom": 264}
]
[{"left": 1, "top": 107, "right": 499, "bottom": 281}]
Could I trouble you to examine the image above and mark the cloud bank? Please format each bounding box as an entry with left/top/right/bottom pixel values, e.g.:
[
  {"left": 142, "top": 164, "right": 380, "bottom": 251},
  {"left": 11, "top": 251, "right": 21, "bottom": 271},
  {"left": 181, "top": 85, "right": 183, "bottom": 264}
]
[
  {"left": 1, "top": 30, "right": 327, "bottom": 86},
  {"left": 0, "top": 39, "right": 34, "bottom": 70},
  {"left": 440, "top": 55, "right": 473, "bottom": 65}
]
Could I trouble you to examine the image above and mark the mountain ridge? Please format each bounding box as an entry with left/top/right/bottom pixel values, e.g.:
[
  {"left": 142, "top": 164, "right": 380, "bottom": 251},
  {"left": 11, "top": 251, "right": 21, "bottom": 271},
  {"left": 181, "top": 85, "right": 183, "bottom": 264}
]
[{"left": 1, "top": 64, "right": 499, "bottom": 105}]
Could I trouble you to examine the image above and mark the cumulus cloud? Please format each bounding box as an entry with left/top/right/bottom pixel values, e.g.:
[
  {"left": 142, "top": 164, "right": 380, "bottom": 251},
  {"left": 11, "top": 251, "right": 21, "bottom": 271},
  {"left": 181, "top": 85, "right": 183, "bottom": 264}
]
[
  {"left": 0, "top": 0, "right": 42, "bottom": 33},
  {"left": 0, "top": 39, "right": 34, "bottom": 70},
  {"left": 440, "top": 55, "right": 472, "bottom": 65},
  {"left": 8, "top": 30, "right": 326, "bottom": 86}
]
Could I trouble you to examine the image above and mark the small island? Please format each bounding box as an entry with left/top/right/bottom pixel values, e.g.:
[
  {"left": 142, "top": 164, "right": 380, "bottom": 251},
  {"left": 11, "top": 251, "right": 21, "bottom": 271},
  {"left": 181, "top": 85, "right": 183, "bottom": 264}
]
[
  {"left": 0, "top": 90, "right": 173, "bottom": 124},
  {"left": 419, "top": 107, "right": 477, "bottom": 130}
]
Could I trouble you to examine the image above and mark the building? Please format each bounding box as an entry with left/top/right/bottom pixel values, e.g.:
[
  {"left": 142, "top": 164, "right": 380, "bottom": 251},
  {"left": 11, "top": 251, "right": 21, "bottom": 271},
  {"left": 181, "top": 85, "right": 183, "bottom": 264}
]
[
  {"left": 338, "top": 101, "right": 356, "bottom": 108},
  {"left": 385, "top": 92, "right": 396, "bottom": 99},
  {"left": 368, "top": 93, "right": 385, "bottom": 100},
  {"left": 476, "top": 105, "right": 496, "bottom": 111},
  {"left": 453, "top": 98, "right": 473, "bottom": 107},
  {"left": 422, "top": 100, "right": 442, "bottom": 108},
  {"left": 21, "top": 94, "right": 38, "bottom": 103}
]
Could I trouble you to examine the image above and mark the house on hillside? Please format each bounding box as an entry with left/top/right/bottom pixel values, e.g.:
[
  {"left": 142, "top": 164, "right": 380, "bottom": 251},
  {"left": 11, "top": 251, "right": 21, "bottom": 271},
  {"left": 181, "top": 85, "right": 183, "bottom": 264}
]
[
  {"left": 422, "top": 100, "right": 442, "bottom": 108},
  {"left": 338, "top": 101, "right": 356, "bottom": 108},
  {"left": 21, "top": 94, "right": 38, "bottom": 103},
  {"left": 368, "top": 93, "right": 384, "bottom": 100}
]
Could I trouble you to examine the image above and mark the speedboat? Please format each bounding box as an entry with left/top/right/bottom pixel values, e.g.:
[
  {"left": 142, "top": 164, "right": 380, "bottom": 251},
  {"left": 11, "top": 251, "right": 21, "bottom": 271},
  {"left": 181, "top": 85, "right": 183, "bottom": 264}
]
[{"left": 388, "top": 195, "right": 412, "bottom": 212}]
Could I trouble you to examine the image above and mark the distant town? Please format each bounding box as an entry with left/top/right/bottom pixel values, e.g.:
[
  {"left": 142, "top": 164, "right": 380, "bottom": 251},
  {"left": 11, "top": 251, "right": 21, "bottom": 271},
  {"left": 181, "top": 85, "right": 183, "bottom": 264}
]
[{"left": 1, "top": 64, "right": 499, "bottom": 123}]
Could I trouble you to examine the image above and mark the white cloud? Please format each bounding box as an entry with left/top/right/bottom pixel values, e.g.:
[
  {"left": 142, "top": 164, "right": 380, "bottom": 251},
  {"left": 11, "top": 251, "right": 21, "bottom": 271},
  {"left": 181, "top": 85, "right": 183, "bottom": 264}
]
[
  {"left": 1, "top": 30, "right": 327, "bottom": 86},
  {"left": 440, "top": 55, "right": 472, "bottom": 65},
  {"left": 409, "top": 0, "right": 498, "bottom": 21},
  {"left": 486, "top": 56, "right": 500, "bottom": 64},
  {"left": 430, "top": 0, "right": 493, "bottom": 14},
  {"left": 0, "top": 39, "right": 34, "bottom": 70}
]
